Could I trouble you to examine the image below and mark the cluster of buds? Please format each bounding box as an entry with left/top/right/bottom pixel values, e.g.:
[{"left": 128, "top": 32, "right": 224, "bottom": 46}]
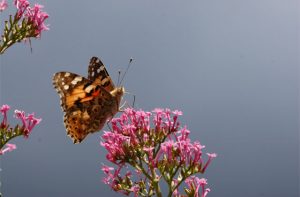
[
  {"left": 0, "top": 0, "right": 49, "bottom": 54},
  {"left": 0, "top": 104, "right": 41, "bottom": 155},
  {"left": 101, "top": 108, "right": 216, "bottom": 197}
]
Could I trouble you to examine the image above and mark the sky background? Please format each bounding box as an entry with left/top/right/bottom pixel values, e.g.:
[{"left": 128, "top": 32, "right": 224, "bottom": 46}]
[{"left": 0, "top": 0, "right": 299, "bottom": 196}]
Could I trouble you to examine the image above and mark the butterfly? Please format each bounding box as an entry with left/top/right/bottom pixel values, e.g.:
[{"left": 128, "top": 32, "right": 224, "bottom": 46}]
[{"left": 53, "top": 57, "right": 125, "bottom": 143}]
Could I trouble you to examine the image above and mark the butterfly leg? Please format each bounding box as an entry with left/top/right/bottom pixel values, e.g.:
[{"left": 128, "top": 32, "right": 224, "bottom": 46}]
[
  {"left": 106, "top": 119, "right": 112, "bottom": 131},
  {"left": 119, "top": 94, "right": 136, "bottom": 112},
  {"left": 118, "top": 99, "right": 133, "bottom": 112},
  {"left": 118, "top": 102, "right": 126, "bottom": 112}
]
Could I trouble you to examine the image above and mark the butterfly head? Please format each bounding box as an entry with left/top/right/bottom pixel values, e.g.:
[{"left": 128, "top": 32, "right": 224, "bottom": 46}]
[{"left": 111, "top": 86, "right": 125, "bottom": 104}]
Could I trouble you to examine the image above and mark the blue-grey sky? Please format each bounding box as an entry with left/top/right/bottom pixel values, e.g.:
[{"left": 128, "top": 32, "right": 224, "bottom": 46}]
[{"left": 0, "top": 0, "right": 299, "bottom": 196}]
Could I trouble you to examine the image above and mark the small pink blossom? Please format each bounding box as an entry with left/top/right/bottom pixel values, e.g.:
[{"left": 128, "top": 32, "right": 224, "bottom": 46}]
[
  {"left": 130, "top": 185, "right": 140, "bottom": 197},
  {"left": 0, "top": 104, "right": 10, "bottom": 114},
  {"left": 199, "top": 178, "right": 209, "bottom": 197},
  {"left": 25, "top": 4, "right": 49, "bottom": 36},
  {"left": 14, "top": 110, "right": 42, "bottom": 137},
  {"left": 14, "top": 0, "right": 30, "bottom": 18},
  {"left": 0, "top": 143, "right": 17, "bottom": 155},
  {"left": 202, "top": 153, "right": 217, "bottom": 173},
  {"left": 101, "top": 165, "right": 116, "bottom": 184},
  {"left": 0, "top": 0, "right": 7, "bottom": 11},
  {"left": 102, "top": 164, "right": 114, "bottom": 174},
  {"left": 1, "top": 104, "right": 10, "bottom": 128},
  {"left": 172, "top": 110, "right": 183, "bottom": 116},
  {"left": 185, "top": 176, "right": 210, "bottom": 197}
]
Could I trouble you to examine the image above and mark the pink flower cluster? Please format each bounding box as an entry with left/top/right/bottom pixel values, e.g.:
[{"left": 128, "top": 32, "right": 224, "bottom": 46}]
[
  {"left": 101, "top": 108, "right": 216, "bottom": 196},
  {"left": 0, "top": 0, "right": 48, "bottom": 36},
  {"left": 1, "top": 104, "right": 42, "bottom": 136},
  {"left": 0, "top": 104, "right": 42, "bottom": 155},
  {"left": 14, "top": 0, "right": 49, "bottom": 37},
  {"left": 14, "top": 109, "right": 42, "bottom": 137}
]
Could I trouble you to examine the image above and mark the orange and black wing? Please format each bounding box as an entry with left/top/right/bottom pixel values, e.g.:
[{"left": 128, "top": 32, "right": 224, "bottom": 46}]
[
  {"left": 88, "top": 57, "right": 115, "bottom": 92},
  {"left": 53, "top": 72, "right": 114, "bottom": 143}
]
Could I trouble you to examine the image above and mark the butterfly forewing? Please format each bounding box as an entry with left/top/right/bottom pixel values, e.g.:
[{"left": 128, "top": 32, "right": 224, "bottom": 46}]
[{"left": 88, "top": 57, "right": 115, "bottom": 92}]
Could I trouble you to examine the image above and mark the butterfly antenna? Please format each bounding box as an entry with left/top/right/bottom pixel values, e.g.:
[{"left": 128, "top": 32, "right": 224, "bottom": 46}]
[
  {"left": 119, "top": 58, "right": 134, "bottom": 86},
  {"left": 117, "top": 70, "right": 121, "bottom": 86}
]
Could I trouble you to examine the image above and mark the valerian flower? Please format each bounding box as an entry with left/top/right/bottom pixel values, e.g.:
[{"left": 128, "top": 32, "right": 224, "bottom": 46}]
[
  {"left": 0, "top": 104, "right": 42, "bottom": 154},
  {"left": 101, "top": 108, "right": 217, "bottom": 197},
  {"left": 185, "top": 176, "right": 210, "bottom": 197},
  {"left": 0, "top": 0, "right": 7, "bottom": 11},
  {"left": 0, "top": 0, "right": 49, "bottom": 54},
  {"left": 14, "top": 110, "right": 42, "bottom": 138},
  {"left": 0, "top": 143, "right": 16, "bottom": 155}
]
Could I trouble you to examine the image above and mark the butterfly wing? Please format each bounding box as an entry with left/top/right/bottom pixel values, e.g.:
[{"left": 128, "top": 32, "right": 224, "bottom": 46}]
[
  {"left": 53, "top": 72, "right": 115, "bottom": 143},
  {"left": 88, "top": 57, "right": 115, "bottom": 92}
]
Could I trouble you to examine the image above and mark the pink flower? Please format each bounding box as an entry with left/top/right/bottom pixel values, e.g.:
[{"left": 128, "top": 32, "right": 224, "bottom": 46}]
[
  {"left": 1, "top": 104, "right": 10, "bottom": 128},
  {"left": 14, "top": 0, "right": 30, "bottom": 18},
  {"left": 130, "top": 185, "right": 140, "bottom": 197},
  {"left": 14, "top": 110, "right": 42, "bottom": 137},
  {"left": 0, "top": 0, "right": 7, "bottom": 11},
  {"left": 160, "top": 140, "right": 175, "bottom": 162},
  {"left": 172, "top": 110, "right": 183, "bottom": 116},
  {"left": 202, "top": 153, "right": 217, "bottom": 173},
  {"left": 26, "top": 113, "right": 42, "bottom": 132},
  {"left": 13, "top": 0, "right": 49, "bottom": 36},
  {"left": 102, "top": 164, "right": 114, "bottom": 174},
  {"left": 0, "top": 104, "right": 10, "bottom": 114},
  {"left": 203, "top": 188, "right": 211, "bottom": 197},
  {"left": 101, "top": 165, "right": 115, "bottom": 184},
  {"left": 185, "top": 176, "right": 210, "bottom": 197},
  {"left": 0, "top": 143, "right": 17, "bottom": 155},
  {"left": 25, "top": 4, "right": 49, "bottom": 36}
]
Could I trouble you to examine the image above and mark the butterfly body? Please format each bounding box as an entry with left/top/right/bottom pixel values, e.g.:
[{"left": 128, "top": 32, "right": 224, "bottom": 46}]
[{"left": 53, "top": 57, "right": 124, "bottom": 143}]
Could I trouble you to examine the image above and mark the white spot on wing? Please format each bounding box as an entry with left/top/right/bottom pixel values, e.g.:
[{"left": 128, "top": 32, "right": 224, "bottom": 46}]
[
  {"left": 74, "top": 76, "right": 82, "bottom": 81},
  {"left": 64, "top": 85, "right": 69, "bottom": 90},
  {"left": 85, "top": 85, "right": 94, "bottom": 93},
  {"left": 64, "top": 73, "right": 70, "bottom": 77}
]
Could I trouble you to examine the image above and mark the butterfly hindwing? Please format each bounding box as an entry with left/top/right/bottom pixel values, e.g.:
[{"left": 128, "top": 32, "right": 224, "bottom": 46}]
[
  {"left": 62, "top": 94, "right": 115, "bottom": 143},
  {"left": 88, "top": 56, "right": 115, "bottom": 92}
]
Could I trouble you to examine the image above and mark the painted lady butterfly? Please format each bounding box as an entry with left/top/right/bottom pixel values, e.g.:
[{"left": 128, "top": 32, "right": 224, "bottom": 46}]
[{"left": 53, "top": 57, "right": 124, "bottom": 143}]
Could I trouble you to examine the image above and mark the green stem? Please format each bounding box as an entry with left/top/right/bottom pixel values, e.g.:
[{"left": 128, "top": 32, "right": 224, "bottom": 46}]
[
  {"left": 0, "top": 14, "right": 35, "bottom": 54},
  {"left": 0, "top": 126, "right": 23, "bottom": 150},
  {"left": 151, "top": 167, "right": 162, "bottom": 197}
]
